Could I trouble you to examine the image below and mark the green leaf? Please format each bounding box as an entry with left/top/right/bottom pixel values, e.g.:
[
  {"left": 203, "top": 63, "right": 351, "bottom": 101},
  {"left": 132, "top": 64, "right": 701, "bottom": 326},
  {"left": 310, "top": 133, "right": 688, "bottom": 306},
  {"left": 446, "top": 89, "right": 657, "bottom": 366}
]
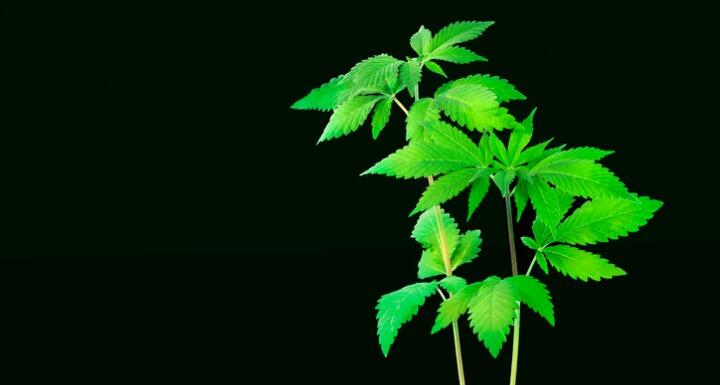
[
  {"left": 452, "top": 230, "right": 482, "bottom": 270},
  {"left": 291, "top": 75, "right": 353, "bottom": 111},
  {"left": 555, "top": 197, "right": 663, "bottom": 245},
  {"left": 520, "top": 236, "right": 538, "bottom": 249},
  {"left": 432, "top": 282, "right": 482, "bottom": 333},
  {"left": 506, "top": 275, "right": 555, "bottom": 326},
  {"left": 543, "top": 245, "right": 626, "bottom": 282},
  {"left": 318, "top": 95, "right": 383, "bottom": 142},
  {"left": 429, "top": 21, "right": 494, "bottom": 52},
  {"left": 439, "top": 276, "right": 467, "bottom": 294},
  {"left": 413, "top": 168, "right": 489, "bottom": 215},
  {"left": 527, "top": 180, "right": 563, "bottom": 231},
  {"left": 535, "top": 251, "right": 549, "bottom": 274},
  {"left": 424, "top": 61, "right": 447, "bottom": 77},
  {"left": 362, "top": 141, "right": 483, "bottom": 179},
  {"left": 428, "top": 120, "right": 487, "bottom": 165},
  {"left": 467, "top": 276, "right": 517, "bottom": 357},
  {"left": 517, "top": 139, "right": 555, "bottom": 165},
  {"left": 412, "top": 207, "right": 461, "bottom": 257},
  {"left": 532, "top": 218, "right": 553, "bottom": 247},
  {"left": 418, "top": 249, "right": 445, "bottom": 279},
  {"left": 559, "top": 147, "right": 614, "bottom": 161},
  {"left": 371, "top": 97, "right": 393, "bottom": 139},
  {"left": 488, "top": 133, "right": 509, "bottom": 165},
  {"left": 435, "top": 83, "right": 520, "bottom": 131},
  {"left": 467, "top": 175, "right": 491, "bottom": 221},
  {"left": 507, "top": 109, "right": 536, "bottom": 165},
  {"left": 430, "top": 46, "right": 487, "bottom": 64},
  {"left": 532, "top": 158, "right": 630, "bottom": 199},
  {"left": 436, "top": 74, "right": 526, "bottom": 103},
  {"left": 406, "top": 98, "right": 441, "bottom": 142},
  {"left": 347, "top": 54, "right": 403, "bottom": 89},
  {"left": 399, "top": 60, "right": 422, "bottom": 99},
  {"left": 492, "top": 169, "right": 516, "bottom": 197},
  {"left": 376, "top": 282, "right": 438, "bottom": 356},
  {"left": 514, "top": 176, "right": 530, "bottom": 222},
  {"left": 410, "top": 25, "right": 432, "bottom": 55}
]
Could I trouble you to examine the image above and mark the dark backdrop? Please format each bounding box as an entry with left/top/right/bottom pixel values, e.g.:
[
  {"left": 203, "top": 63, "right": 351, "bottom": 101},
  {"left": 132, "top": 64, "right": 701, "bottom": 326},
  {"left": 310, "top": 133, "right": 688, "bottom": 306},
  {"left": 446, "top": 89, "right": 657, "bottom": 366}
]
[{"left": 3, "top": 2, "right": 718, "bottom": 382}]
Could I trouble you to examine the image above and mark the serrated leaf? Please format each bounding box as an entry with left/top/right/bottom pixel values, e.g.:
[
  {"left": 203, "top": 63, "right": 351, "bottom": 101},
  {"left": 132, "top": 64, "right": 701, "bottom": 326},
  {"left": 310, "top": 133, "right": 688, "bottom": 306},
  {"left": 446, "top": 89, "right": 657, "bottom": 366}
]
[
  {"left": 347, "top": 54, "right": 403, "bottom": 90},
  {"left": 410, "top": 26, "right": 432, "bottom": 55},
  {"left": 400, "top": 60, "right": 422, "bottom": 99},
  {"left": 424, "top": 61, "right": 447, "bottom": 77},
  {"left": 418, "top": 249, "right": 446, "bottom": 279},
  {"left": 362, "top": 141, "right": 483, "bottom": 179},
  {"left": 527, "top": 180, "right": 562, "bottom": 231},
  {"left": 291, "top": 75, "right": 354, "bottom": 111},
  {"left": 532, "top": 157, "right": 630, "bottom": 199},
  {"left": 467, "top": 175, "right": 491, "bottom": 221},
  {"left": 371, "top": 97, "right": 392, "bottom": 139},
  {"left": 439, "top": 276, "right": 467, "bottom": 294},
  {"left": 377, "top": 282, "right": 438, "bottom": 356},
  {"left": 467, "top": 276, "right": 517, "bottom": 357},
  {"left": 492, "top": 169, "right": 516, "bottom": 197},
  {"left": 413, "top": 168, "right": 489, "bottom": 214},
  {"left": 543, "top": 245, "right": 626, "bottom": 282},
  {"left": 432, "top": 282, "right": 482, "bottom": 333},
  {"left": 507, "top": 109, "right": 536, "bottom": 165},
  {"left": 430, "top": 46, "right": 487, "bottom": 64},
  {"left": 318, "top": 95, "right": 383, "bottom": 142},
  {"left": 412, "top": 208, "right": 460, "bottom": 258},
  {"left": 487, "top": 133, "right": 509, "bottom": 165},
  {"left": 452, "top": 230, "right": 482, "bottom": 270},
  {"left": 559, "top": 147, "right": 614, "bottom": 161},
  {"left": 436, "top": 74, "right": 526, "bottom": 103},
  {"left": 435, "top": 83, "right": 520, "bottom": 131},
  {"left": 429, "top": 21, "right": 494, "bottom": 52},
  {"left": 506, "top": 275, "right": 555, "bottom": 326},
  {"left": 535, "top": 251, "right": 549, "bottom": 274},
  {"left": 514, "top": 176, "right": 530, "bottom": 222},
  {"left": 517, "top": 139, "right": 554, "bottom": 165},
  {"left": 406, "top": 98, "right": 441, "bottom": 142},
  {"left": 532, "top": 218, "right": 553, "bottom": 247},
  {"left": 428, "top": 120, "right": 487, "bottom": 165},
  {"left": 520, "top": 236, "right": 538, "bottom": 249},
  {"left": 555, "top": 197, "right": 663, "bottom": 245}
]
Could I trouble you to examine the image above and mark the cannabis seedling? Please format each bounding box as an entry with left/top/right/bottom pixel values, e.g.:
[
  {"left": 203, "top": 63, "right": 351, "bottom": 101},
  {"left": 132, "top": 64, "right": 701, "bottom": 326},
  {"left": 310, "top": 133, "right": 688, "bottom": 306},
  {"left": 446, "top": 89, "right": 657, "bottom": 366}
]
[{"left": 292, "top": 21, "right": 662, "bottom": 385}]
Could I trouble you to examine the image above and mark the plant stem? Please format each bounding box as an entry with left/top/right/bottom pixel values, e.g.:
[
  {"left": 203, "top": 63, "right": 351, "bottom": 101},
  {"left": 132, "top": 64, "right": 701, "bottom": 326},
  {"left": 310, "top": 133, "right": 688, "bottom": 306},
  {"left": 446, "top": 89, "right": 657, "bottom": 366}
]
[
  {"left": 504, "top": 193, "right": 521, "bottom": 385},
  {"left": 393, "top": 96, "right": 467, "bottom": 385}
]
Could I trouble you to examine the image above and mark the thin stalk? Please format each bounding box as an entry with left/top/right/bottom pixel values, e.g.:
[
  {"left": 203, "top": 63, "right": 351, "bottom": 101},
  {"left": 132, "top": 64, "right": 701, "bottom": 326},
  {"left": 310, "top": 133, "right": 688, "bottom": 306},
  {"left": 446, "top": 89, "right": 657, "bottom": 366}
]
[
  {"left": 393, "top": 96, "right": 467, "bottom": 385},
  {"left": 504, "top": 193, "right": 520, "bottom": 385}
]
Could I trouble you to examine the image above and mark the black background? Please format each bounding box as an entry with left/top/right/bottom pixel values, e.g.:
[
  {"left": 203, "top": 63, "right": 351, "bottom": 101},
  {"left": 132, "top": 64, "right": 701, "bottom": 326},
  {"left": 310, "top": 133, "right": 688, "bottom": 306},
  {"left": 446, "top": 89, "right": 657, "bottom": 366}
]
[{"left": 3, "top": 2, "right": 718, "bottom": 382}]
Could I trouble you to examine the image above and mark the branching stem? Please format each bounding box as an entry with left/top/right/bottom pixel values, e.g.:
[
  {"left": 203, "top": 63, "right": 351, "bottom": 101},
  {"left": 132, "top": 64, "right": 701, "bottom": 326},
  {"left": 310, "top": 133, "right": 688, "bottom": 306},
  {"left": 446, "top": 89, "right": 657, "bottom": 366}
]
[{"left": 504, "top": 193, "right": 520, "bottom": 385}]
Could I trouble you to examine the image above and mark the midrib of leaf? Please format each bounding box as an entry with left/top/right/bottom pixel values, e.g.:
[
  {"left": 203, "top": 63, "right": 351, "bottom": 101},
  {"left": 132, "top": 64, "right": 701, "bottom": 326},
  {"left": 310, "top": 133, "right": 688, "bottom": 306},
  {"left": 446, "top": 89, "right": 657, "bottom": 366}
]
[{"left": 556, "top": 202, "right": 648, "bottom": 241}]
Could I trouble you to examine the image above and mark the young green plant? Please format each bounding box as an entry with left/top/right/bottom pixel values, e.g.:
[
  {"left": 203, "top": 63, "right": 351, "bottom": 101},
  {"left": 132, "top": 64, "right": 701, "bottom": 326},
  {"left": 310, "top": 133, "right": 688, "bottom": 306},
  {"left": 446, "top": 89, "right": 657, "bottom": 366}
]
[{"left": 292, "top": 20, "right": 662, "bottom": 385}]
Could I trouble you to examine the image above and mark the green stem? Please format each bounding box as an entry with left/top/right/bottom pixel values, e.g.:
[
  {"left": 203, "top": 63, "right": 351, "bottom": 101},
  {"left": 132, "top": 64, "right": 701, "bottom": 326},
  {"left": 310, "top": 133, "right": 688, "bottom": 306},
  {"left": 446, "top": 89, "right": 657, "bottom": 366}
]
[
  {"left": 393, "top": 95, "right": 467, "bottom": 385},
  {"left": 504, "top": 194, "right": 520, "bottom": 385}
]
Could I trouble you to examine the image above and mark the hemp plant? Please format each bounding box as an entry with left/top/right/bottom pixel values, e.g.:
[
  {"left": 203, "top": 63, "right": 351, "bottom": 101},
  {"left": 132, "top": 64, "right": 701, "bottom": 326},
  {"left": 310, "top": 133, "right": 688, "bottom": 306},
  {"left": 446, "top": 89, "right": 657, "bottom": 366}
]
[{"left": 291, "top": 21, "right": 662, "bottom": 385}]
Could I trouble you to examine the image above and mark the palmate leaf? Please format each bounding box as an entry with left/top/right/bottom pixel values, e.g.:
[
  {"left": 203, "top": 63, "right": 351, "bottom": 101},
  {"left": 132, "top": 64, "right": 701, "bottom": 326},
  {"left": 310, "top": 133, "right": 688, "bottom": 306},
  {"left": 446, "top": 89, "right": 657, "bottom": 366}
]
[
  {"left": 507, "top": 108, "right": 536, "bottom": 166},
  {"left": 436, "top": 74, "right": 526, "bottom": 103},
  {"left": 376, "top": 282, "right": 438, "bottom": 356},
  {"left": 492, "top": 169, "right": 516, "bottom": 197},
  {"left": 412, "top": 207, "right": 460, "bottom": 257},
  {"left": 428, "top": 121, "right": 488, "bottom": 165},
  {"left": 318, "top": 95, "right": 383, "bottom": 142},
  {"left": 362, "top": 141, "right": 483, "bottom": 179},
  {"left": 531, "top": 156, "right": 630, "bottom": 199},
  {"left": 410, "top": 25, "right": 432, "bottom": 55},
  {"left": 505, "top": 275, "right": 555, "bottom": 325},
  {"left": 429, "top": 21, "right": 494, "bottom": 52},
  {"left": 406, "top": 98, "right": 441, "bottom": 142},
  {"left": 413, "top": 168, "right": 490, "bottom": 215},
  {"left": 467, "top": 276, "right": 517, "bottom": 358},
  {"left": 399, "top": 59, "right": 422, "bottom": 99},
  {"left": 527, "top": 180, "right": 563, "bottom": 231},
  {"left": 424, "top": 61, "right": 447, "bottom": 77},
  {"left": 451, "top": 230, "right": 482, "bottom": 270},
  {"left": 371, "top": 97, "right": 393, "bottom": 139},
  {"left": 346, "top": 54, "right": 404, "bottom": 90},
  {"left": 430, "top": 46, "right": 487, "bottom": 64},
  {"left": 555, "top": 196, "right": 663, "bottom": 245},
  {"left": 435, "top": 83, "right": 520, "bottom": 131},
  {"left": 467, "top": 175, "right": 491, "bottom": 221},
  {"left": 291, "top": 75, "right": 353, "bottom": 111},
  {"left": 542, "top": 245, "right": 626, "bottom": 282}
]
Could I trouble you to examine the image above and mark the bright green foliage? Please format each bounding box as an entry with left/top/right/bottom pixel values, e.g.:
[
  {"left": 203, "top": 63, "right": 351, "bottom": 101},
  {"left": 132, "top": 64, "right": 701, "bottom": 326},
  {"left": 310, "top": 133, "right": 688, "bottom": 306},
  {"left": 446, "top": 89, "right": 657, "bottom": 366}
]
[
  {"left": 440, "top": 276, "right": 468, "bottom": 294},
  {"left": 413, "top": 168, "right": 487, "bottom": 215},
  {"left": 467, "top": 176, "right": 491, "bottom": 220},
  {"left": 527, "top": 181, "right": 563, "bottom": 231},
  {"left": 555, "top": 196, "right": 662, "bottom": 245},
  {"left": 371, "top": 97, "right": 393, "bottom": 139},
  {"left": 291, "top": 75, "right": 353, "bottom": 111},
  {"left": 530, "top": 155, "right": 630, "bottom": 199},
  {"left": 429, "top": 21, "right": 494, "bottom": 52},
  {"left": 413, "top": 209, "right": 482, "bottom": 278},
  {"left": 318, "top": 95, "right": 383, "bottom": 142},
  {"left": 432, "top": 282, "right": 482, "bottom": 333},
  {"left": 436, "top": 74, "right": 526, "bottom": 103},
  {"left": 400, "top": 59, "right": 422, "bottom": 99},
  {"left": 347, "top": 54, "right": 403, "bottom": 89},
  {"left": 492, "top": 169, "right": 516, "bottom": 197},
  {"left": 410, "top": 26, "right": 432, "bottom": 55},
  {"left": 542, "top": 245, "right": 626, "bottom": 281},
  {"left": 430, "top": 46, "right": 487, "bottom": 64},
  {"left": 452, "top": 230, "right": 482, "bottom": 269},
  {"left": 428, "top": 121, "right": 487, "bottom": 165},
  {"left": 466, "top": 276, "right": 518, "bottom": 357},
  {"left": 424, "top": 61, "right": 447, "bottom": 77},
  {"left": 376, "top": 282, "right": 438, "bottom": 356},
  {"left": 506, "top": 275, "right": 555, "bottom": 325},
  {"left": 435, "top": 83, "right": 520, "bottom": 131},
  {"left": 362, "top": 141, "right": 483, "bottom": 179},
  {"left": 406, "top": 98, "right": 440, "bottom": 141}
]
